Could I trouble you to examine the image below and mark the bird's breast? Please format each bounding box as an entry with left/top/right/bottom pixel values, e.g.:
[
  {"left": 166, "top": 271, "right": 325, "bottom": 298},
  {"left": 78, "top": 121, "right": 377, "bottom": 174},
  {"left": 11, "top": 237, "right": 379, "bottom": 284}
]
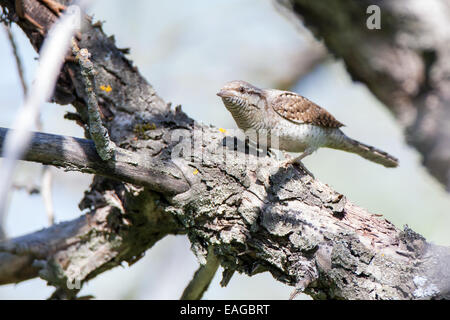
[{"left": 267, "top": 122, "right": 329, "bottom": 152}]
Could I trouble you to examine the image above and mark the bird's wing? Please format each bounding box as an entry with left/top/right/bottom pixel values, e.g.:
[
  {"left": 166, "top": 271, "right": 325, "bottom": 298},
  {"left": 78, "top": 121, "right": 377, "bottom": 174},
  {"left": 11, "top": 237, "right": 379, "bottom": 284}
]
[{"left": 271, "top": 92, "right": 344, "bottom": 128}]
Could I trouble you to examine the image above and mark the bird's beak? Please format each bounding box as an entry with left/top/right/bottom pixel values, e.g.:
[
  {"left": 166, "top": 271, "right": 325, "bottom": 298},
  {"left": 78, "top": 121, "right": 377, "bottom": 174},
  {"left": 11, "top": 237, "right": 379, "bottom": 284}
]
[{"left": 217, "top": 90, "right": 231, "bottom": 98}]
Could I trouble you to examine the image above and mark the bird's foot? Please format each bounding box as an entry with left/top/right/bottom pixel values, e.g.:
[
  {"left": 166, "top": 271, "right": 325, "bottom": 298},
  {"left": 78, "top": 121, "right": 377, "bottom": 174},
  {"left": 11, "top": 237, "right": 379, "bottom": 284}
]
[{"left": 281, "top": 158, "right": 315, "bottom": 179}]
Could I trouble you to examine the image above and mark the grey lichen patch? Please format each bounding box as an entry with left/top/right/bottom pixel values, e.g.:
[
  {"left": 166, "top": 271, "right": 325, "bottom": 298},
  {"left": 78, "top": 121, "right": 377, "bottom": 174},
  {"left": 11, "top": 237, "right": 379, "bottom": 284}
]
[
  {"left": 347, "top": 239, "right": 375, "bottom": 265},
  {"left": 261, "top": 206, "right": 295, "bottom": 237},
  {"left": 260, "top": 202, "right": 318, "bottom": 237},
  {"left": 413, "top": 276, "right": 439, "bottom": 298},
  {"left": 267, "top": 167, "right": 311, "bottom": 202},
  {"left": 238, "top": 195, "right": 261, "bottom": 227},
  {"left": 399, "top": 225, "right": 427, "bottom": 256},
  {"left": 289, "top": 231, "right": 320, "bottom": 253},
  {"left": 220, "top": 225, "right": 249, "bottom": 245},
  {"left": 258, "top": 242, "right": 288, "bottom": 273},
  {"left": 331, "top": 241, "right": 360, "bottom": 272}
]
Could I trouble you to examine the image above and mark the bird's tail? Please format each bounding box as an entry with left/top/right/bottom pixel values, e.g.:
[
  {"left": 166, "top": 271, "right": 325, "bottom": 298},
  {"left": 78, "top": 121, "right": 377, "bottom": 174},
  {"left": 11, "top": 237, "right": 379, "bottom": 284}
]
[{"left": 330, "top": 135, "right": 399, "bottom": 168}]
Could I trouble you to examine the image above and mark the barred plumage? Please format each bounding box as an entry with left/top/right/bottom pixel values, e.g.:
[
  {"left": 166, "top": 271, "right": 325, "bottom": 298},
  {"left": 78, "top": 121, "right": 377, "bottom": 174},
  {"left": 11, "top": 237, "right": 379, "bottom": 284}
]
[{"left": 217, "top": 80, "right": 399, "bottom": 169}]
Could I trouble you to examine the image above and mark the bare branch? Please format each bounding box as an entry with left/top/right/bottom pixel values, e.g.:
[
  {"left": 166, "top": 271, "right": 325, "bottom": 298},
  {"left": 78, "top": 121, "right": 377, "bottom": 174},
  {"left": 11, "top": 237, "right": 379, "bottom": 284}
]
[
  {"left": 0, "top": 127, "right": 190, "bottom": 195},
  {"left": 2, "top": 23, "right": 28, "bottom": 95},
  {"left": 181, "top": 247, "right": 220, "bottom": 300}
]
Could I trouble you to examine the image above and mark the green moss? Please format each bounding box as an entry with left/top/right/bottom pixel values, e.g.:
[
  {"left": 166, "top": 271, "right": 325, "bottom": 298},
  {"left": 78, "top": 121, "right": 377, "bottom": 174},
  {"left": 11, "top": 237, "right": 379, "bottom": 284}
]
[{"left": 133, "top": 122, "right": 157, "bottom": 139}]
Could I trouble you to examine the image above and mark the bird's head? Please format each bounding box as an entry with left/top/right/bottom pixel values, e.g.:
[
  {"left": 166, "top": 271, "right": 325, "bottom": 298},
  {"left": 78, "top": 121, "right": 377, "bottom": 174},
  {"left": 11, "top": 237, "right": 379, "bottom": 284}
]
[{"left": 217, "top": 80, "right": 265, "bottom": 111}]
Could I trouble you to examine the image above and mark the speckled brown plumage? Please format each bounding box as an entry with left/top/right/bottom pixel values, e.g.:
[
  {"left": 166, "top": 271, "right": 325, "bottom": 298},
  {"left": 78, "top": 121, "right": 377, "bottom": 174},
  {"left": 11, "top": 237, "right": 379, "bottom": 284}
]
[
  {"left": 217, "top": 80, "right": 399, "bottom": 169},
  {"left": 272, "top": 92, "right": 344, "bottom": 128}
]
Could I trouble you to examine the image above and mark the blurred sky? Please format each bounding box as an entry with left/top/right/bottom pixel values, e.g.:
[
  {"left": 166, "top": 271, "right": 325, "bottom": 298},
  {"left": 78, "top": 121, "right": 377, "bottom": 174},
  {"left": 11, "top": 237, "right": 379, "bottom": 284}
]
[{"left": 0, "top": 0, "right": 449, "bottom": 300}]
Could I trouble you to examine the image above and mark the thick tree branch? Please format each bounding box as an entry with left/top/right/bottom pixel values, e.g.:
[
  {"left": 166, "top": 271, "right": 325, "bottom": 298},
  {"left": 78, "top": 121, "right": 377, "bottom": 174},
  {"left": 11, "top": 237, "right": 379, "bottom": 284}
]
[
  {"left": 0, "top": 127, "right": 189, "bottom": 195},
  {"left": 276, "top": 0, "right": 450, "bottom": 191},
  {"left": 0, "top": 0, "right": 449, "bottom": 300}
]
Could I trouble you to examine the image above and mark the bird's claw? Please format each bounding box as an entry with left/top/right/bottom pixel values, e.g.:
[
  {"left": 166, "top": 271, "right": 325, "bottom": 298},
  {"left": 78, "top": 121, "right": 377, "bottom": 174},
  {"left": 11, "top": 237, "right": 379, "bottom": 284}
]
[{"left": 281, "top": 158, "right": 315, "bottom": 179}]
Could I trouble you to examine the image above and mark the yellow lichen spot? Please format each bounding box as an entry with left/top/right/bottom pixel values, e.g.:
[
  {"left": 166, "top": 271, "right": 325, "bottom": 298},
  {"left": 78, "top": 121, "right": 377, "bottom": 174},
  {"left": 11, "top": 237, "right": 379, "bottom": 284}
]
[
  {"left": 193, "top": 169, "right": 199, "bottom": 175},
  {"left": 100, "top": 85, "right": 112, "bottom": 92},
  {"left": 219, "top": 128, "right": 227, "bottom": 134}
]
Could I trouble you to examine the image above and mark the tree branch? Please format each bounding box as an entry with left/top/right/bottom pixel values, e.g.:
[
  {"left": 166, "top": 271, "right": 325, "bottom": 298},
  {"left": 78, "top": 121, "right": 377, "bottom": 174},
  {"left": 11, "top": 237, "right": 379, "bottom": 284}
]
[
  {"left": 72, "top": 39, "right": 115, "bottom": 161},
  {"left": 0, "top": 127, "right": 189, "bottom": 195},
  {"left": 181, "top": 246, "right": 220, "bottom": 300}
]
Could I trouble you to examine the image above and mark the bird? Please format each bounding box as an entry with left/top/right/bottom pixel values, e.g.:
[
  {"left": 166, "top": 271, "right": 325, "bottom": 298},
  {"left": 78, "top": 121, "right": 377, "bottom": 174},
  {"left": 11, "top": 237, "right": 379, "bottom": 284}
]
[{"left": 217, "top": 80, "right": 398, "bottom": 172}]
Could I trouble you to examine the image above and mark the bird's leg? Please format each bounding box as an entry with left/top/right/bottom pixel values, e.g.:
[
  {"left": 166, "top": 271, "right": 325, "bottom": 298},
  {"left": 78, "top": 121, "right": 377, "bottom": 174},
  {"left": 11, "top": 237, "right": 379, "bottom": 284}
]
[
  {"left": 282, "top": 148, "right": 316, "bottom": 178},
  {"left": 284, "top": 150, "right": 310, "bottom": 165},
  {"left": 39, "top": 0, "right": 66, "bottom": 16}
]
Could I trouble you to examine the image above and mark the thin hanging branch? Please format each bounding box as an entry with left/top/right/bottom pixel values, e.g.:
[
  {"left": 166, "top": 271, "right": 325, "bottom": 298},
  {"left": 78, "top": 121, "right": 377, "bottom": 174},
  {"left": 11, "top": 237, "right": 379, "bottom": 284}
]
[
  {"left": 0, "top": 0, "right": 89, "bottom": 230},
  {"left": 3, "top": 23, "right": 28, "bottom": 95}
]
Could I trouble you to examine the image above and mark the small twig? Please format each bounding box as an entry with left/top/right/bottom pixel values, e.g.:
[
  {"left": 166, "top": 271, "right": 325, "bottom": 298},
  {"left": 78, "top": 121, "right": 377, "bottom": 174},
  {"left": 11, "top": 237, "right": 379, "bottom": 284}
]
[
  {"left": 71, "top": 39, "right": 115, "bottom": 161},
  {"left": 3, "top": 23, "right": 28, "bottom": 95},
  {"left": 180, "top": 246, "right": 220, "bottom": 300}
]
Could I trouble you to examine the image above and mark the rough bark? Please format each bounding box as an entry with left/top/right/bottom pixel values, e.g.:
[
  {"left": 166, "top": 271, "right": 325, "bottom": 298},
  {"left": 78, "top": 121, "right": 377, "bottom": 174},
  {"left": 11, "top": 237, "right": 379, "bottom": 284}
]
[
  {"left": 276, "top": 0, "right": 450, "bottom": 191},
  {"left": 0, "top": 0, "right": 449, "bottom": 299},
  {"left": 0, "top": 128, "right": 189, "bottom": 195}
]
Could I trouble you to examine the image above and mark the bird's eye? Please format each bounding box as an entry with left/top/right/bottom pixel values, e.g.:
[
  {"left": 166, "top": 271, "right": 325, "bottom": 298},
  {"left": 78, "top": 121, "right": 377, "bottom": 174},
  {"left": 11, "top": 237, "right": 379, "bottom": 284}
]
[{"left": 239, "top": 87, "right": 245, "bottom": 93}]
